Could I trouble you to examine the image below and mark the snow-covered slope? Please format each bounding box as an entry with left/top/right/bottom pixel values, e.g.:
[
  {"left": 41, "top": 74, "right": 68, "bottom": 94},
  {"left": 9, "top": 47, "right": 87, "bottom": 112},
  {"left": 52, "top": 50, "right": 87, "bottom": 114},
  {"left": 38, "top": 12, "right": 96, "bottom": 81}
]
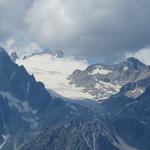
[{"left": 16, "top": 53, "right": 93, "bottom": 100}]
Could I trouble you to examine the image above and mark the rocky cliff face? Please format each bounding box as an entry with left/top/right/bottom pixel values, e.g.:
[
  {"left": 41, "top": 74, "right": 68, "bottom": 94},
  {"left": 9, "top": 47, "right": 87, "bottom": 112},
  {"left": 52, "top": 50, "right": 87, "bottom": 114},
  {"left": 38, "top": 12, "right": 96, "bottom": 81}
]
[
  {"left": 0, "top": 47, "right": 93, "bottom": 150},
  {"left": 21, "top": 118, "right": 121, "bottom": 150},
  {"left": 22, "top": 83, "right": 150, "bottom": 150}
]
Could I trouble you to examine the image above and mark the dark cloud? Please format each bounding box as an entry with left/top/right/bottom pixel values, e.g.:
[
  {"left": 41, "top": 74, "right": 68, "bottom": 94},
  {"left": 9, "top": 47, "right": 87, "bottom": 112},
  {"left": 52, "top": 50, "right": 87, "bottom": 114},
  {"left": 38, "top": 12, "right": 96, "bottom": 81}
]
[
  {"left": 0, "top": 0, "right": 150, "bottom": 62},
  {"left": 0, "top": 0, "right": 31, "bottom": 40}
]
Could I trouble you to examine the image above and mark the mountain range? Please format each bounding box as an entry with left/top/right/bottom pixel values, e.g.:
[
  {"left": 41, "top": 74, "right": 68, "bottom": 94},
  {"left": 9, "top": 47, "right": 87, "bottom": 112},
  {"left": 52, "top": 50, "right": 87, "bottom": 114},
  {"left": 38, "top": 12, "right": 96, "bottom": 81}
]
[
  {"left": 16, "top": 52, "right": 150, "bottom": 101},
  {"left": 19, "top": 51, "right": 150, "bottom": 150},
  {"left": 0, "top": 47, "right": 150, "bottom": 150},
  {"left": 22, "top": 71, "right": 150, "bottom": 150}
]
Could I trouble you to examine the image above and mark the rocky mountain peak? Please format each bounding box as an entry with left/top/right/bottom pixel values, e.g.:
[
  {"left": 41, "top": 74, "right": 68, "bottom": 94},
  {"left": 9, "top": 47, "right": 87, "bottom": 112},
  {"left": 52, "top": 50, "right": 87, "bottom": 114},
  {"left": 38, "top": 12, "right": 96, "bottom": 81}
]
[
  {"left": 10, "top": 52, "right": 19, "bottom": 62},
  {"left": 68, "top": 57, "right": 150, "bottom": 100},
  {"left": 126, "top": 57, "right": 142, "bottom": 63},
  {"left": 125, "top": 57, "right": 145, "bottom": 69},
  {"left": 0, "top": 47, "right": 11, "bottom": 60}
]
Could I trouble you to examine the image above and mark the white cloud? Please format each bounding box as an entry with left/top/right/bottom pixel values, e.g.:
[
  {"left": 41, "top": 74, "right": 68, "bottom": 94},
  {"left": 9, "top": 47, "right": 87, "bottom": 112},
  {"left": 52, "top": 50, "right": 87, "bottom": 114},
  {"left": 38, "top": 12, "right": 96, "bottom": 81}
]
[
  {"left": 0, "top": 0, "right": 31, "bottom": 40},
  {"left": 25, "top": 0, "right": 77, "bottom": 48},
  {"left": 125, "top": 48, "right": 150, "bottom": 65},
  {"left": 2, "top": 38, "right": 42, "bottom": 57}
]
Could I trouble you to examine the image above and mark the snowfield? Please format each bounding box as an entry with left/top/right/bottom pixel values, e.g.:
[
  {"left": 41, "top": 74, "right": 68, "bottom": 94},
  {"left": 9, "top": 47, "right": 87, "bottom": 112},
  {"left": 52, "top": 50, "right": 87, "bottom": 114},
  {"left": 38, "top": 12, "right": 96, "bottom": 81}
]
[
  {"left": 90, "top": 66, "right": 111, "bottom": 75},
  {"left": 16, "top": 54, "right": 94, "bottom": 100}
]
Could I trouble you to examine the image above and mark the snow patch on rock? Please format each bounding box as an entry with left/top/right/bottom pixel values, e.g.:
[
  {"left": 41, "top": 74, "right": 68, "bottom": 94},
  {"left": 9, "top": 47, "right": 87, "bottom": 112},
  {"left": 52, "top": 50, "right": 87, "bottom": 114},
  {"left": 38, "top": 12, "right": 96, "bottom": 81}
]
[{"left": 90, "top": 66, "right": 111, "bottom": 75}]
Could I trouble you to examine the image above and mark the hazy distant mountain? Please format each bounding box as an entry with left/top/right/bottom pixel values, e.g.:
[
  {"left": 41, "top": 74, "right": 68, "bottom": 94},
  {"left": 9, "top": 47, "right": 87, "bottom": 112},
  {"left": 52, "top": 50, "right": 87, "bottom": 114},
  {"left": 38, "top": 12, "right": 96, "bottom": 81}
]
[{"left": 0, "top": 47, "right": 93, "bottom": 149}]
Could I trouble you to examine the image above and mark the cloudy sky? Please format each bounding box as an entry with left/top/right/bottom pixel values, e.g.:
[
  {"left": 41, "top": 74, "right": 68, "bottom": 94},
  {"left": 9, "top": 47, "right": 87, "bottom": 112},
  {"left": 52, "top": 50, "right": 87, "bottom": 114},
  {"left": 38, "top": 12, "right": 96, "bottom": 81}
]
[{"left": 0, "top": 0, "right": 150, "bottom": 63}]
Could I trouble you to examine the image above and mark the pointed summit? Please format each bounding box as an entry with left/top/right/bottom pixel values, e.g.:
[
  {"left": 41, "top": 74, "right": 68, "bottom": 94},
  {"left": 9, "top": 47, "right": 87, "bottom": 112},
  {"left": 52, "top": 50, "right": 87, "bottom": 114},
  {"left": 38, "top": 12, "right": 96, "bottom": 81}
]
[
  {"left": 0, "top": 47, "right": 9, "bottom": 56},
  {"left": 126, "top": 57, "right": 144, "bottom": 65},
  {"left": 0, "top": 47, "right": 13, "bottom": 64},
  {"left": 0, "top": 47, "right": 5, "bottom": 52},
  {"left": 10, "top": 51, "right": 19, "bottom": 62},
  {"left": 126, "top": 57, "right": 145, "bottom": 70}
]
